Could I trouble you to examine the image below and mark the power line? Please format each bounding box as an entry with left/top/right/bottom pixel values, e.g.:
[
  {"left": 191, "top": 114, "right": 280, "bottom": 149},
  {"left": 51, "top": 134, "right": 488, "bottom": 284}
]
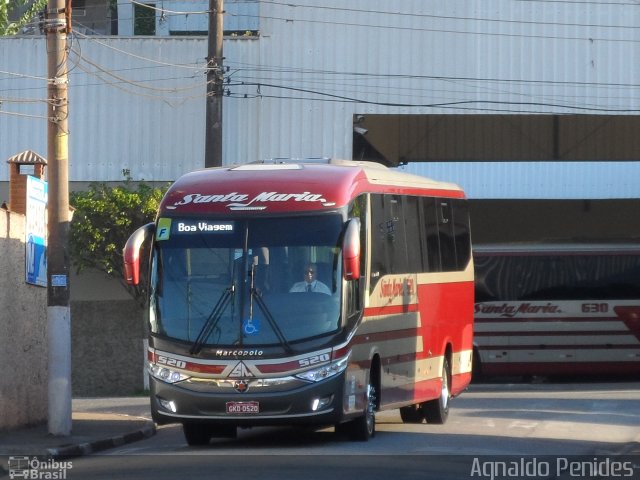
[
  {"left": 231, "top": 12, "right": 640, "bottom": 44},
  {"left": 226, "top": 91, "right": 640, "bottom": 114},
  {"left": 226, "top": 81, "right": 640, "bottom": 112},
  {"left": 69, "top": 47, "right": 209, "bottom": 94},
  {"left": 509, "top": 0, "right": 640, "bottom": 5},
  {"left": 0, "top": 109, "right": 50, "bottom": 120},
  {"left": 130, "top": 0, "right": 211, "bottom": 15},
  {"left": 254, "top": 0, "right": 640, "bottom": 30},
  {"left": 0, "top": 69, "right": 49, "bottom": 82},
  {"left": 224, "top": 62, "right": 640, "bottom": 89}
]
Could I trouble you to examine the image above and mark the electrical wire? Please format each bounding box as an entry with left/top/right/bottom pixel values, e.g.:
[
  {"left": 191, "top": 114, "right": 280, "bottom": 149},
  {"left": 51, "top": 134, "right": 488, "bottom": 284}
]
[
  {"left": 69, "top": 47, "right": 209, "bottom": 94},
  {"left": 73, "top": 32, "right": 208, "bottom": 71},
  {"left": 3, "top": 0, "right": 640, "bottom": 116},
  {"left": 253, "top": 0, "right": 640, "bottom": 31},
  {"left": 130, "top": 0, "right": 211, "bottom": 15},
  {"left": 225, "top": 81, "right": 640, "bottom": 112}
]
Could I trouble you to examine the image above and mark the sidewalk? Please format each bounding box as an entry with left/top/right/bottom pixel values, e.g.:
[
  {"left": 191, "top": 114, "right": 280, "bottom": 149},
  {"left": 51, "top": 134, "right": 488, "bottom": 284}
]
[{"left": 0, "top": 399, "right": 156, "bottom": 459}]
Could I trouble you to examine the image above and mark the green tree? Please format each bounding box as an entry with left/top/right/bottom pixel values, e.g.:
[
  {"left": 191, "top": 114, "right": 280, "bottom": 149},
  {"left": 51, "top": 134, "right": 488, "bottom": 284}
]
[
  {"left": 69, "top": 172, "right": 168, "bottom": 302},
  {"left": 1, "top": 0, "right": 47, "bottom": 36}
]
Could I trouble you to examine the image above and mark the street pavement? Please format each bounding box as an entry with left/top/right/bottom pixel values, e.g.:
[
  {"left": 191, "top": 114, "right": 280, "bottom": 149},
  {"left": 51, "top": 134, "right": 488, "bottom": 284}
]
[{"left": 0, "top": 393, "right": 638, "bottom": 466}]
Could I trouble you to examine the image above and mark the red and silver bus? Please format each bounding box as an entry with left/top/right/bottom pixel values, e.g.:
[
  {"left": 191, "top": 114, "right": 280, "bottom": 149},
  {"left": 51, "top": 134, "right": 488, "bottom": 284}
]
[
  {"left": 123, "top": 159, "right": 474, "bottom": 444},
  {"left": 474, "top": 243, "right": 640, "bottom": 377}
]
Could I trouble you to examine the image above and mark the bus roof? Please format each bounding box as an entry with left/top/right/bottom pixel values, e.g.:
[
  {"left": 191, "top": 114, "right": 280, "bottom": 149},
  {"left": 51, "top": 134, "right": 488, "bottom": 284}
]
[
  {"left": 159, "top": 159, "right": 465, "bottom": 215},
  {"left": 474, "top": 242, "right": 640, "bottom": 256}
]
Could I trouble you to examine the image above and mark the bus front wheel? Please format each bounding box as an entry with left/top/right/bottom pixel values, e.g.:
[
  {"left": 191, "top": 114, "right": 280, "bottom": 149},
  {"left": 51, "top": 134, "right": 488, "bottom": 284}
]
[
  {"left": 183, "top": 422, "right": 211, "bottom": 446},
  {"left": 337, "top": 374, "right": 377, "bottom": 441},
  {"left": 183, "top": 422, "right": 237, "bottom": 446}
]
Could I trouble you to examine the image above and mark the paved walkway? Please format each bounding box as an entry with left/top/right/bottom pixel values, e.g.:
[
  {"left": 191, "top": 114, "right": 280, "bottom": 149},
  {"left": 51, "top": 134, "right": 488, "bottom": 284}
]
[{"left": 0, "top": 399, "right": 155, "bottom": 461}]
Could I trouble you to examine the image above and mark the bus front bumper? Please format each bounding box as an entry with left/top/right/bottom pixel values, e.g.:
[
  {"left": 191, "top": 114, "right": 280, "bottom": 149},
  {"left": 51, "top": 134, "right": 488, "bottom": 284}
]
[{"left": 150, "top": 373, "right": 346, "bottom": 427}]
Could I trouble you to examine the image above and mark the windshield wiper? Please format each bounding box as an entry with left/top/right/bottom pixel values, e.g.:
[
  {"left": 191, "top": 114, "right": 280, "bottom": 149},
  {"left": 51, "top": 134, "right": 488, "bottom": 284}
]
[
  {"left": 249, "top": 264, "right": 294, "bottom": 354},
  {"left": 190, "top": 283, "right": 235, "bottom": 355},
  {"left": 252, "top": 290, "right": 294, "bottom": 354}
]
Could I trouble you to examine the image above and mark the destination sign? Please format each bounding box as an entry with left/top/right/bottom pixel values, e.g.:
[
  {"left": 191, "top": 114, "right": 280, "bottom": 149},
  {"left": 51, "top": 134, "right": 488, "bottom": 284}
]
[
  {"left": 155, "top": 218, "right": 235, "bottom": 241},
  {"left": 176, "top": 221, "right": 234, "bottom": 233}
]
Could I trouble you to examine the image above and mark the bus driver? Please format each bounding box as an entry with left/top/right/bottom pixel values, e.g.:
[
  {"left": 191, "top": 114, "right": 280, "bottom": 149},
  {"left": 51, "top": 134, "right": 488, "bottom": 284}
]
[{"left": 289, "top": 263, "right": 331, "bottom": 295}]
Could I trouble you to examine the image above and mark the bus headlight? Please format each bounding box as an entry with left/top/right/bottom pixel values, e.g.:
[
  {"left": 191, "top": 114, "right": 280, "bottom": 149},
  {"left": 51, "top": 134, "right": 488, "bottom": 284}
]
[
  {"left": 149, "top": 363, "right": 190, "bottom": 384},
  {"left": 295, "top": 355, "right": 349, "bottom": 383}
]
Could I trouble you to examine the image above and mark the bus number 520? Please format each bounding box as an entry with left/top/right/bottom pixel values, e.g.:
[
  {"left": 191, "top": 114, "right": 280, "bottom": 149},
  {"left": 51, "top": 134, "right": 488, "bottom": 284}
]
[
  {"left": 299, "top": 353, "right": 330, "bottom": 367},
  {"left": 157, "top": 355, "right": 187, "bottom": 368}
]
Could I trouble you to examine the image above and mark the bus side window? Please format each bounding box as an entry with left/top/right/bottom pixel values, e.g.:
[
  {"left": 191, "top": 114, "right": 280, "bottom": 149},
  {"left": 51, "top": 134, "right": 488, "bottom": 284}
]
[
  {"left": 438, "top": 200, "right": 457, "bottom": 271},
  {"left": 404, "top": 196, "right": 425, "bottom": 271},
  {"left": 452, "top": 199, "right": 471, "bottom": 270},
  {"left": 370, "top": 194, "right": 388, "bottom": 291},
  {"left": 388, "top": 195, "right": 408, "bottom": 274},
  {"left": 423, "top": 198, "right": 441, "bottom": 272}
]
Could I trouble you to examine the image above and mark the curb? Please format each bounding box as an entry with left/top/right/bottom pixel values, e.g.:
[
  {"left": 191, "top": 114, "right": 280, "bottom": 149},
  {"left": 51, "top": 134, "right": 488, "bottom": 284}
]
[{"left": 48, "top": 422, "right": 156, "bottom": 459}]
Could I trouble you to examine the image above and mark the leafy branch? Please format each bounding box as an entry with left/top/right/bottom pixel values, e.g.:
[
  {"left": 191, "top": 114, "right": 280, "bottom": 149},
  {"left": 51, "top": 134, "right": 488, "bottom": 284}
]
[
  {"left": 69, "top": 171, "right": 168, "bottom": 304},
  {"left": 1, "top": 0, "right": 47, "bottom": 36}
]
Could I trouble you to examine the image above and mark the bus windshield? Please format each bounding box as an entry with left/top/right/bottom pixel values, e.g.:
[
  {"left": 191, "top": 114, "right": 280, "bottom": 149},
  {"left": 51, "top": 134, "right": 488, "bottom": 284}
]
[{"left": 150, "top": 214, "right": 343, "bottom": 348}]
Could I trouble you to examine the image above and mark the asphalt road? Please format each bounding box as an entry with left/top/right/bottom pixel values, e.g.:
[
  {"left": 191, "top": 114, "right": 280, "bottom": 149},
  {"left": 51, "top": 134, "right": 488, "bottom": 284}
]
[{"left": 67, "top": 381, "right": 640, "bottom": 480}]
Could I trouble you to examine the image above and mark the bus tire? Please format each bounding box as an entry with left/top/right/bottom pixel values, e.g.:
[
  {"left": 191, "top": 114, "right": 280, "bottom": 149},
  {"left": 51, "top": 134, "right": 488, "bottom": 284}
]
[
  {"left": 399, "top": 404, "right": 425, "bottom": 423},
  {"left": 422, "top": 357, "right": 451, "bottom": 424},
  {"left": 210, "top": 424, "right": 237, "bottom": 438},
  {"left": 183, "top": 422, "right": 211, "bottom": 446},
  {"left": 343, "top": 374, "right": 377, "bottom": 441},
  {"left": 355, "top": 381, "right": 377, "bottom": 441}
]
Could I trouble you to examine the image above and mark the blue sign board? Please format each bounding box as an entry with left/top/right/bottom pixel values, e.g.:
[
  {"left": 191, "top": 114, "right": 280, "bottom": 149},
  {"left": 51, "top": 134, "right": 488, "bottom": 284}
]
[{"left": 25, "top": 176, "right": 47, "bottom": 287}]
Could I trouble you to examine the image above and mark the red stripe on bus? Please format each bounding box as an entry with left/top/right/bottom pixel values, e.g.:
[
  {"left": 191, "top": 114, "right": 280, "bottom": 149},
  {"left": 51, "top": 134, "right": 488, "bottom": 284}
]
[
  {"left": 255, "top": 360, "right": 303, "bottom": 374},
  {"left": 184, "top": 363, "right": 227, "bottom": 375}
]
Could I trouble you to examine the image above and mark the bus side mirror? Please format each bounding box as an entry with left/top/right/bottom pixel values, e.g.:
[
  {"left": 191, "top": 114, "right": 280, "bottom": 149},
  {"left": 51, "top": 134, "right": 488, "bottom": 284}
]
[
  {"left": 343, "top": 218, "right": 361, "bottom": 281},
  {"left": 123, "top": 223, "right": 155, "bottom": 286}
]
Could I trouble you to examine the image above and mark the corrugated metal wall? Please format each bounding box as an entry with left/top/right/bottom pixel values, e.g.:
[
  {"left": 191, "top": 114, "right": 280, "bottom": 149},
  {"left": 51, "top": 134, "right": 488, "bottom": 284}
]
[
  {"left": 1, "top": 36, "right": 261, "bottom": 182},
  {"left": 2, "top": 0, "right": 639, "bottom": 198},
  {"left": 230, "top": 0, "right": 640, "bottom": 188}
]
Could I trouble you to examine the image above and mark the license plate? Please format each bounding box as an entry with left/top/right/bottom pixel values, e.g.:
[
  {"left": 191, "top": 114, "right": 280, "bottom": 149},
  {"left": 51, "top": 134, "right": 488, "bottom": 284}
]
[{"left": 226, "top": 401, "right": 260, "bottom": 415}]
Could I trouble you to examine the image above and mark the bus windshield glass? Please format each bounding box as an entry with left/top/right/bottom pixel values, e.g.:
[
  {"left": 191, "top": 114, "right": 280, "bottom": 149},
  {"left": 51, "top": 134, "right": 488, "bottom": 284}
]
[{"left": 150, "top": 214, "right": 343, "bottom": 348}]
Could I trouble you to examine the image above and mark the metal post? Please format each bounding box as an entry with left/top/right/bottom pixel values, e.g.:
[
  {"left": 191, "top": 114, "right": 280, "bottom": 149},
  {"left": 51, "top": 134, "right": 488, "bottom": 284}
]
[
  {"left": 204, "top": 0, "right": 224, "bottom": 168},
  {"left": 45, "top": 0, "right": 72, "bottom": 436}
]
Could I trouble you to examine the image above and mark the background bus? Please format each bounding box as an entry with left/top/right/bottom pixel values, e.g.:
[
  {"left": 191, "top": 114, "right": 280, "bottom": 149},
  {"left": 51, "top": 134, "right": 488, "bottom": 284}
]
[
  {"left": 123, "top": 159, "right": 474, "bottom": 444},
  {"left": 473, "top": 243, "right": 640, "bottom": 378}
]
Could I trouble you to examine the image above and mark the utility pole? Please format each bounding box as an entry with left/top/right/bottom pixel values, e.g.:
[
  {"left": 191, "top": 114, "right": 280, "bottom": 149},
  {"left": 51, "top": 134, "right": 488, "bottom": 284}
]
[
  {"left": 45, "top": 0, "right": 72, "bottom": 435},
  {"left": 204, "top": 0, "right": 224, "bottom": 168}
]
